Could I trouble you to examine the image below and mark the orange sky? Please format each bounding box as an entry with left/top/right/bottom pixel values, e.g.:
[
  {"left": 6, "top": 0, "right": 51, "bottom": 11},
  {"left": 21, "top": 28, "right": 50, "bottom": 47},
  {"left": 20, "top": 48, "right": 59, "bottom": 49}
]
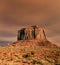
[{"left": 0, "top": 0, "right": 60, "bottom": 46}]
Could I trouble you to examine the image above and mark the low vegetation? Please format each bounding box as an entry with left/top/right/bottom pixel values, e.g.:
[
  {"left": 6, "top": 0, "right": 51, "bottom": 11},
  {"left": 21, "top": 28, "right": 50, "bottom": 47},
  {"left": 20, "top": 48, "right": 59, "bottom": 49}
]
[{"left": 0, "top": 40, "right": 60, "bottom": 65}]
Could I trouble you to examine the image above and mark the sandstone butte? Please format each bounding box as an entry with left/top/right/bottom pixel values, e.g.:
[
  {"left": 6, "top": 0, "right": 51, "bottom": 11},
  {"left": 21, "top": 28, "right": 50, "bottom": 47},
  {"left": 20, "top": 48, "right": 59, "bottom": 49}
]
[{"left": 0, "top": 25, "right": 60, "bottom": 65}]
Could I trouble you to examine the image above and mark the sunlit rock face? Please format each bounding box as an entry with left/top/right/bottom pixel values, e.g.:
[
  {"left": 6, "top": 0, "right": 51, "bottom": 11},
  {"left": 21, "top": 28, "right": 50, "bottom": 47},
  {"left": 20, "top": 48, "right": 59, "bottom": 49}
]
[{"left": 17, "top": 25, "right": 47, "bottom": 41}]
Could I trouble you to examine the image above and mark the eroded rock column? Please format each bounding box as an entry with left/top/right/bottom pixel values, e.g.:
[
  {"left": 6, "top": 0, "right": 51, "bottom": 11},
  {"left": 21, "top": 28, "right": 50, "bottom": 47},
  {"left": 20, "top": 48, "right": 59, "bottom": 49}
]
[
  {"left": 24, "top": 27, "right": 34, "bottom": 40},
  {"left": 35, "top": 27, "right": 46, "bottom": 41}
]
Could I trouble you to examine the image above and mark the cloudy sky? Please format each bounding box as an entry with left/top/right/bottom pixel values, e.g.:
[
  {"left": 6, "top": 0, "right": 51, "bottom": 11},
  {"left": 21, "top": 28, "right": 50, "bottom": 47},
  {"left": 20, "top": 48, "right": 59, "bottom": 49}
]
[{"left": 0, "top": 0, "right": 60, "bottom": 46}]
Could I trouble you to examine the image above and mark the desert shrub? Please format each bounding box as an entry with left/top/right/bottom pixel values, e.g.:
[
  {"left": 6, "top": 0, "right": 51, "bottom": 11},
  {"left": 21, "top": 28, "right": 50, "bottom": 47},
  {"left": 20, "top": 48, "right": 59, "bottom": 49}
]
[
  {"left": 31, "top": 51, "right": 35, "bottom": 55},
  {"left": 22, "top": 53, "right": 30, "bottom": 58},
  {"left": 32, "top": 60, "right": 43, "bottom": 65}
]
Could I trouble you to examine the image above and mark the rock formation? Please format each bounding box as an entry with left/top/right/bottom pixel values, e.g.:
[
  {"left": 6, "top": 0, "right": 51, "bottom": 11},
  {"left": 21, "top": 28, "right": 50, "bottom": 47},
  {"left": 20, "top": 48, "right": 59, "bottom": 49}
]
[
  {"left": 35, "top": 27, "right": 46, "bottom": 40},
  {"left": 17, "top": 28, "right": 25, "bottom": 40},
  {"left": 24, "top": 27, "right": 34, "bottom": 40},
  {"left": 0, "top": 25, "right": 59, "bottom": 65},
  {"left": 17, "top": 25, "right": 58, "bottom": 48},
  {"left": 17, "top": 25, "right": 47, "bottom": 41}
]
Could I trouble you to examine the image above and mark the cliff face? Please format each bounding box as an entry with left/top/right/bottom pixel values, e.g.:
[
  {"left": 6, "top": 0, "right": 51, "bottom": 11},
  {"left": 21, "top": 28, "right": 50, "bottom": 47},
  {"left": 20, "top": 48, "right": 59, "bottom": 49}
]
[{"left": 17, "top": 25, "right": 46, "bottom": 41}]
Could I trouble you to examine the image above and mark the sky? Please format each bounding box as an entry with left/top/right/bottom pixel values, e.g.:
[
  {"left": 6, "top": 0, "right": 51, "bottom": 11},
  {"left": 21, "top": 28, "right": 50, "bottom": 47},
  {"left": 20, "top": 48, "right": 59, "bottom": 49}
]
[{"left": 0, "top": 0, "right": 60, "bottom": 46}]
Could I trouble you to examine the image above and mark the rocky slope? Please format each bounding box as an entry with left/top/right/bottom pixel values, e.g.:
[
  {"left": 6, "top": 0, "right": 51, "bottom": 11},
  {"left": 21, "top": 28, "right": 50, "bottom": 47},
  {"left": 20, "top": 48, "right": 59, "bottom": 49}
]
[{"left": 0, "top": 26, "right": 60, "bottom": 65}]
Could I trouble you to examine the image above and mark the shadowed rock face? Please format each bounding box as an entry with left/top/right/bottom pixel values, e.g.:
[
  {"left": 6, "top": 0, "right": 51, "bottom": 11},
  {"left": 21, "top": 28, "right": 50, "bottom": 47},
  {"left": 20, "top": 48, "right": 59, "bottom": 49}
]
[
  {"left": 17, "top": 25, "right": 46, "bottom": 41},
  {"left": 18, "top": 28, "right": 25, "bottom": 40}
]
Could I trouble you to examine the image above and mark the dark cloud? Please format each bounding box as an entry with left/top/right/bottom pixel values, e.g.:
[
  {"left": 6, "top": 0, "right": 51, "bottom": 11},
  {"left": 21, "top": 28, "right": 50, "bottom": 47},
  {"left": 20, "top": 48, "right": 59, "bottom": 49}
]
[{"left": 0, "top": 31, "right": 16, "bottom": 37}]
